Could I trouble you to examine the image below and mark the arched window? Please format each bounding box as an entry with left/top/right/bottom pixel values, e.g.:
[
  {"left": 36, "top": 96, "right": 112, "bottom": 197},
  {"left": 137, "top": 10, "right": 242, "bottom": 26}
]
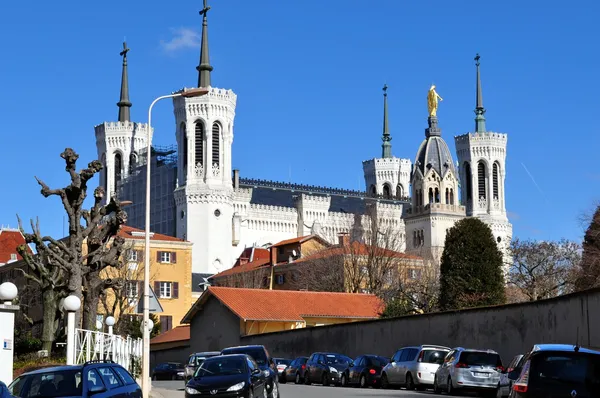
[
  {"left": 428, "top": 188, "right": 434, "bottom": 204},
  {"left": 128, "top": 152, "right": 137, "bottom": 174},
  {"left": 478, "top": 161, "right": 487, "bottom": 199},
  {"left": 445, "top": 188, "right": 449, "bottom": 204},
  {"left": 212, "top": 122, "right": 220, "bottom": 166},
  {"left": 370, "top": 185, "right": 376, "bottom": 196},
  {"left": 493, "top": 163, "right": 499, "bottom": 199},
  {"left": 464, "top": 162, "right": 473, "bottom": 201},
  {"left": 396, "top": 184, "right": 404, "bottom": 198},
  {"left": 450, "top": 188, "right": 455, "bottom": 205},
  {"left": 114, "top": 153, "right": 122, "bottom": 185},
  {"left": 194, "top": 121, "right": 204, "bottom": 167},
  {"left": 435, "top": 188, "right": 440, "bottom": 203},
  {"left": 383, "top": 184, "right": 391, "bottom": 199},
  {"left": 181, "top": 122, "right": 188, "bottom": 178}
]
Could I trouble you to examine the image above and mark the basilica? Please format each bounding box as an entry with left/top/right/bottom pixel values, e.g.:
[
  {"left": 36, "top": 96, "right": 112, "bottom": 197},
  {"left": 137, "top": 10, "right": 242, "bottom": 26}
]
[{"left": 95, "top": 5, "right": 512, "bottom": 277}]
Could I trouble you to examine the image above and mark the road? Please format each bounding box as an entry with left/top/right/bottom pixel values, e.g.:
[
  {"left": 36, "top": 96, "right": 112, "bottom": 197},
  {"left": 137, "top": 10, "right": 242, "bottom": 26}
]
[{"left": 151, "top": 380, "right": 479, "bottom": 398}]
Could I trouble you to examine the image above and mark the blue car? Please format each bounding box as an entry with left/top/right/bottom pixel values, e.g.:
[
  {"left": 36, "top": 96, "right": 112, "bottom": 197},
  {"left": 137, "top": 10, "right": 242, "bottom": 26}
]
[{"left": 8, "top": 360, "right": 141, "bottom": 397}]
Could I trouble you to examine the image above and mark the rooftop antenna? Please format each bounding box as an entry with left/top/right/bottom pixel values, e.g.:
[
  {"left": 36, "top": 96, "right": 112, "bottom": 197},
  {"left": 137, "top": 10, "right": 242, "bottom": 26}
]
[{"left": 575, "top": 326, "right": 580, "bottom": 352}]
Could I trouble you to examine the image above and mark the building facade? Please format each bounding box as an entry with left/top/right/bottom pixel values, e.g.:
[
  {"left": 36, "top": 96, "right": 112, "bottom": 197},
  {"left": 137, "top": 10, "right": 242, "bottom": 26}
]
[{"left": 95, "top": 5, "right": 512, "bottom": 275}]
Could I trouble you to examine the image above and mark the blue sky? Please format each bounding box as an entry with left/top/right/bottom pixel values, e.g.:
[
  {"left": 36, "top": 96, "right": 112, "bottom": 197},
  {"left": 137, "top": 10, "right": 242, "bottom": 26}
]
[{"left": 0, "top": 0, "right": 598, "bottom": 243}]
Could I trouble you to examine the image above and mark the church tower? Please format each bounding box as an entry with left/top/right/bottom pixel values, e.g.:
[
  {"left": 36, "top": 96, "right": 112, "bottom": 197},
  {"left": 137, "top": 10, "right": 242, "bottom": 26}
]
[
  {"left": 362, "top": 85, "right": 412, "bottom": 199},
  {"left": 455, "top": 55, "right": 512, "bottom": 249},
  {"left": 95, "top": 43, "right": 150, "bottom": 201},
  {"left": 404, "top": 87, "right": 466, "bottom": 265},
  {"left": 173, "top": 0, "right": 237, "bottom": 275}
]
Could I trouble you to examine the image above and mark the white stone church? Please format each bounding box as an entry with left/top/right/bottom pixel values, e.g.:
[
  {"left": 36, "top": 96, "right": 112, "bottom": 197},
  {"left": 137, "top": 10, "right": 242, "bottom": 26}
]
[{"left": 95, "top": 6, "right": 512, "bottom": 278}]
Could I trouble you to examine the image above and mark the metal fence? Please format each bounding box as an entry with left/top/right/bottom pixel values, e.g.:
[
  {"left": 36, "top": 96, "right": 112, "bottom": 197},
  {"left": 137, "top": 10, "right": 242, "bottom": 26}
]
[{"left": 74, "top": 328, "right": 142, "bottom": 375}]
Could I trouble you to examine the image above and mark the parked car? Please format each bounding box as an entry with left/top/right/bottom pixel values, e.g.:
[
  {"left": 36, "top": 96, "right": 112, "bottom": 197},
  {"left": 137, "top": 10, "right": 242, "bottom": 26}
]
[
  {"left": 507, "top": 344, "right": 600, "bottom": 397},
  {"left": 496, "top": 353, "right": 524, "bottom": 397},
  {"left": 381, "top": 344, "right": 450, "bottom": 390},
  {"left": 433, "top": 347, "right": 503, "bottom": 396},
  {"left": 280, "top": 356, "right": 308, "bottom": 384},
  {"left": 8, "top": 360, "right": 141, "bottom": 397},
  {"left": 273, "top": 358, "right": 292, "bottom": 383},
  {"left": 184, "top": 354, "right": 267, "bottom": 398},
  {"left": 221, "top": 345, "right": 280, "bottom": 398},
  {"left": 304, "top": 352, "right": 352, "bottom": 386},
  {"left": 341, "top": 354, "right": 389, "bottom": 388},
  {"left": 152, "top": 362, "right": 185, "bottom": 380},
  {"left": 184, "top": 351, "right": 221, "bottom": 383}
]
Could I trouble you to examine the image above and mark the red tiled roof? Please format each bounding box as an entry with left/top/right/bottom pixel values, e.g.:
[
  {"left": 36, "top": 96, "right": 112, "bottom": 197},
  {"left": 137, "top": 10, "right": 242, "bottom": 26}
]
[
  {"left": 271, "top": 235, "right": 320, "bottom": 247},
  {"left": 182, "top": 287, "right": 383, "bottom": 323},
  {"left": 233, "top": 247, "right": 270, "bottom": 268},
  {"left": 150, "top": 325, "right": 190, "bottom": 344},
  {"left": 0, "top": 229, "right": 31, "bottom": 264},
  {"left": 211, "top": 257, "right": 270, "bottom": 279},
  {"left": 118, "top": 225, "right": 186, "bottom": 243},
  {"left": 295, "top": 241, "right": 422, "bottom": 263}
]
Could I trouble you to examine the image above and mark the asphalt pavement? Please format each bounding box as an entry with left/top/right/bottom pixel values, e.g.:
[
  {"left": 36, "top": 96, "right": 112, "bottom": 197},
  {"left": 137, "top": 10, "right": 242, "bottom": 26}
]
[{"left": 151, "top": 380, "right": 478, "bottom": 397}]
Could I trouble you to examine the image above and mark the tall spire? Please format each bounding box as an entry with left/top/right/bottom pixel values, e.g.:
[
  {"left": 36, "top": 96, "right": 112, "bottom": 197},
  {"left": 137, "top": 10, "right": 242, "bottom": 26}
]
[
  {"left": 474, "top": 53, "right": 486, "bottom": 133},
  {"left": 117, "top": 42, "right": 132, "bottom": 122},
  {"left": 197, "top": 0, "right": 213, "bottom": 88},
  {"left": 381, "top": 84, "right": 392, "bottom": 158}
]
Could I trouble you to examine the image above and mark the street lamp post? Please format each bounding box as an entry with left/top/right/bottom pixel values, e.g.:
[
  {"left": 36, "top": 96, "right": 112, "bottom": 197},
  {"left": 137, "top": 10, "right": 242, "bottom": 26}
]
[
  {"left": 63, "top": 295, "right": 81, "bottom": 366},
  {"left": 142, "top": 87, "right": 208, "bottom": 398}
]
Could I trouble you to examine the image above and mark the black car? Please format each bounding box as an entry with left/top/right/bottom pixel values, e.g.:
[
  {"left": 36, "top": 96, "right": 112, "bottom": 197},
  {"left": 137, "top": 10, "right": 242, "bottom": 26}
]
[
  {"left": 185, "top": 354, "right": 267, "bottom": 398},
  {"left": 273, "top": 359, "right": 292, "bottom": 383},
  {"left": 341, "top": 355, "right": 388, "bottom": 388},
  {"left": 152, "top": 362, "right": 185, "bottom": 380},
  {"left": 304, "top": 352, "right": 352, "bottom": 386},
  {"left": 221, "top": 345, "right": 280, "bottom": 398},
  {"left": 184, "top": 351, "right": 221, "bottom": 382},
  {"left": 8, "top": 360, "right": 141, "bottom": 397},
  {"left": 507, "top": 344, "right": 600, "bottom": 397},
  {"left": 280, "top": 357, "right": 308, "bottom": 384}
]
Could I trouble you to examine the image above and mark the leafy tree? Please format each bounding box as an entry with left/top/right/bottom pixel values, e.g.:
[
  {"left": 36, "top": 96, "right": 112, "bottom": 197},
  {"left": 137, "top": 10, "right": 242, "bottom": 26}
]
[
  {"left": 379, "top": 297, "right": 412, "bottom": 318},
  {"left": 116, "top": 313, "right": 160, "bottom": 339},
  {"left": 574, "top": 205, "right": 600, "bottom": 290},
  {"left": 507, "top": 238, "right": 580, "bottom": 301},
  {"left": 439, "top": 218, "right": 505, "bottom": 310}
]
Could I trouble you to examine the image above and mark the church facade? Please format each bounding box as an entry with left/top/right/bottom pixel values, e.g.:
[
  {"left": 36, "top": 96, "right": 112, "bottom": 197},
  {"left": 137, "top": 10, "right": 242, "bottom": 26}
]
[{"left": 95, "top": 6, "right": 512, "bottom": 276}]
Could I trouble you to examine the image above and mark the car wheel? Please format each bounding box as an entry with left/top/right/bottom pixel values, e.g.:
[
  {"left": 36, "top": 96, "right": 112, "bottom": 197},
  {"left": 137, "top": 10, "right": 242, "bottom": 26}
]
[
  {"left": 322, "top": 373, "right": 329, "bottom": 386},
  {"left": 433, "top": 375, "right": 441, "bottom": 394},
  {"left": 496, "top": 385, "right": 503, "bottom": 398},
  {"left": 295, "top": 373, "right": 301, "bottom": 384},
  {"left": 171, "top": 374, "right": 176, "bottom": 380},
  {"left": 304, "top": 371, "right": 311, "bottom": 385},
  {"left": 249, "top": 389, "right": 254, "bottom": 398},
  {"left": 270, "top": 382, "right": 279, "bottom": 398},
  {"left": 405, "top": 373, "right": 414, "bottom": 390},
  {"left": 341, "top": 374, "right": 347, "bottom": 387},
  {"left": 380, "top": 373, "right": 389, "bottom": 389},
  {"left": 359, "top": 374, "right": 366, "bottom": 388},
  {"left": 447, "top": 377, "right": 456, "bottom": 395},
  {"left": 263, "top": 386, "right": 268, "bottom": 398},
  {"left": 280, "top": 373, "right": 286, "bottom": 384}
]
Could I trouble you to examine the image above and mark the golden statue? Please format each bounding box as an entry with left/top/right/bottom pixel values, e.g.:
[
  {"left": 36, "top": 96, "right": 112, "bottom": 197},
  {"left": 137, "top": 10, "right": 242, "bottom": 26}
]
[{"left": 427, "top": 84, "right": 443, "bottom": 117}]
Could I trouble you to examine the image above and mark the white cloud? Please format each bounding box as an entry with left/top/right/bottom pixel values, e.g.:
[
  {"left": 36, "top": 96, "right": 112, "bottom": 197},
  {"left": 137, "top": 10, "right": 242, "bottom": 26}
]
[{"left": 159, "top": 27, "right": 200, "bottom": 53}]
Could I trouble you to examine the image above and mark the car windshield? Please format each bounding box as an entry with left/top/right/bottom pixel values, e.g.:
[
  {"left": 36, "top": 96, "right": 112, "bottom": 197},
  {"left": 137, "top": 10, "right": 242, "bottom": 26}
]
[
  {"left": 325, "top": 354, "right": 351, "bottom": 366},
  {"left": 422, "top": 350, "right": 449, "bottom": 364},
  {"left": 275, "top": 359, "right": 291, "bottom": 366},
  {"left": 531, "top": 352, "right": 600, "bottom": 387},
  {"left": 196, "top": 358, "right": 246, "bottom": 377},
  {"left": 193, "top": 356, "right": 215, "bottom": 367},
  {"left": 222, "top": 348, "right": 267, "bottom": 365},
  {"left": 366, "top": 356, "right": 386, "bottom": 367},
  {"left": 459, "top": 352, "right": 502, "bottom": 367},
  {"left": 9, "top": 369, "right": 83, "bottom": 397}
]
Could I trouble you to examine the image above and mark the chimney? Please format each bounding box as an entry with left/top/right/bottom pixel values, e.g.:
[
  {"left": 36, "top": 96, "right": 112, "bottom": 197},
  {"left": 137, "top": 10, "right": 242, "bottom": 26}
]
[
  {"left": 338, "top": 232, "right": 350, "bottom": 246},
  {"left": 233, "top": 169, "right": 240, "bottom": 189}
]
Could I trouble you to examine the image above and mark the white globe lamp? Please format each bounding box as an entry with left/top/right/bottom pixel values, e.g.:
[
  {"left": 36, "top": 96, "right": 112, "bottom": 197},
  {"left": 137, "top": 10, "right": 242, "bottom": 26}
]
[
  {"left": 0, "top": 282, "right": 18, "bottom": 304},
  {"left": 63, "top": 294, "right": 80, "bottom": 366},
  {"left": 105, "top": 316, "right": 116, "bottom": 327},
  {"left": 63, "top": 295, "right": 81, "bottom": 312},
  {"left": 95, "top": 320, "right": 103, "bottom": 330},
  {"left": 140, "top": 319, "right": 154, "bottom": 333}
]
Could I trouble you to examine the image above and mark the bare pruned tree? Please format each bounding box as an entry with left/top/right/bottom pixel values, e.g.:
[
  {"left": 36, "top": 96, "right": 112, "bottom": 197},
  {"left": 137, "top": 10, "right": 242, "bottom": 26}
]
[
  {"left": 16, "top": 148, "right": 127, "bottom": 349},
  {"left": 507, "top": 238, "right": 581, "bottom": 301},
  {"left": 212, "top": 266, "right": 271, "bottom": 289}
]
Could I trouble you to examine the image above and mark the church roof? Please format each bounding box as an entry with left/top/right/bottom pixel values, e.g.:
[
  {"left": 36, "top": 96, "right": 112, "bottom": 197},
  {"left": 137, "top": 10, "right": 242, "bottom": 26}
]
[{"left": 414, "top": 117, "right": 456, "bottom": 178}]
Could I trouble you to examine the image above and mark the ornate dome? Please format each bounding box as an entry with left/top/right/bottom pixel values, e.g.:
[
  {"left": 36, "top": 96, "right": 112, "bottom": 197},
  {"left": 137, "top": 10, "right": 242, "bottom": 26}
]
[{"left": 413, "top": 117, "right": 457, "bottom": 178}]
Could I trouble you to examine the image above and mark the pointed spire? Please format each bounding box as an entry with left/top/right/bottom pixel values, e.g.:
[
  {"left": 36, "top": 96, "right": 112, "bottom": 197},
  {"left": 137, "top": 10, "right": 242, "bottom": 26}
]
[
  {"left": 381, "top": 84, "right": 392, "bottom": 158},
  {"left": 197, "top": 0, "right": 214, "bottom": 88},
  {"left": 474, "top": 53, "right": 486, "bottom": 133},
  {"left": 117, "top": 42, "right": 132, "bottom": 122}
]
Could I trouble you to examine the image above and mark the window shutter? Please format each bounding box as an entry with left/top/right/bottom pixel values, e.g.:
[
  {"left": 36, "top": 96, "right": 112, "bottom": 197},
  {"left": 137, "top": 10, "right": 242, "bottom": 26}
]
[
  {"left": 154, "top": 281, "right": 160, "bottom": 296},
  {"left": 171, "top": 252, "right": 177, "bottom": 263},
  {"left": 137, "top": 281, "right": 143, "bottom": 298},
  {"left": 156, "top": 251, "right": 161, "bottom": 262},
  {"left": 160, "top": 316, "right": 167, "bottom": 333},
  {"left": 167, "top": 316, "right": 173, "bottom": 331},
  {"left": 173, "top": 282, "right": 179, "bottom": 299},
  {"left": 137, "top": 250, "right": 143, "bottom": 262}
]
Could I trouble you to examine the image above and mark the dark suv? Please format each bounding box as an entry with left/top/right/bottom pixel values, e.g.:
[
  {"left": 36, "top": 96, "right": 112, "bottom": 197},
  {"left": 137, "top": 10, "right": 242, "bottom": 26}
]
[
  {"left": 221, "top": 345, "right": 280, "bottom": 398},
  {"left": 304, "top": 352, "right": 352, "bottom": 386},
  {"left": 183, "top": 351, "right": 220, "bottom": 382},
  {"left": 8, "top": 360, "right": 141, "bottom": 397},
  {"left": 507, "top": 344, "right": 600, "bottom": 397}
]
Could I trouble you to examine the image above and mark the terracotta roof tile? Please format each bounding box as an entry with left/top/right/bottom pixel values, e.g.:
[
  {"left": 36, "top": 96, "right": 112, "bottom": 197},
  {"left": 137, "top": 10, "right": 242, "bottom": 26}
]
[
  {"left": 150, "top": 325, "right": 190, "bottom": 344},
  {"left": 184, "top": 287, "right": 383, "bottom": 323},
  {"left": 233, "top": 247, "right": 270, "bottom": 268},
  {"left": 211, "top": 258, "right": 270, "bottom": 279},
  {"left": 271, "top": 235, "right": 316, "bottom": 247},
  {"left": 0, "top": 229, "right": 31, "bottom": 264},
  {"left": 118, "top": 225, "right": 187, "bottom": 243}
]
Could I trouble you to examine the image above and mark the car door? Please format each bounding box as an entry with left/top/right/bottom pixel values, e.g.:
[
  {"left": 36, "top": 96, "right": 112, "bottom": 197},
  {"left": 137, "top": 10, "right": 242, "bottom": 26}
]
[
  {"left": 436, "top": 350, "right": 455, "bottom": 384},
  {"left": 113, "top": 365, "right": 142, "bottom": 398},
  {"left": 388, "top": 349, "right": 404, "bottom": 384},
  {"left": 247, "top": 358, "right": 266, "bottom": 394},
  {"left": 97, "top": 366, "right": 129, "bottom": 398},
  {"left": 306, "top": 354, "right": 317, "bottom": 381},
  {"left": 285, "top": 359, "right": 296, "bottom": 381},
  {"left": 84, "top": 368, "right": 111, "bottom": 398},
  {"left": 349, "top": 357, "right": 363, "bottom": 383}
]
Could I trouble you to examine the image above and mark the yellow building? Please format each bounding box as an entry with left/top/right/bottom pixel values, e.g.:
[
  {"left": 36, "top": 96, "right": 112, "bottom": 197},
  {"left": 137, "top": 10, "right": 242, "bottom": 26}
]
[{"left": 99, "top": 225, "right": 193, "bottom": 333}]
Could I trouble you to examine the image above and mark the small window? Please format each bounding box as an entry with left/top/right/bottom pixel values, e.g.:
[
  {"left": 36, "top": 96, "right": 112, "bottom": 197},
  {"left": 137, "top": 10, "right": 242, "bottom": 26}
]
[
  {"left": 86, "top": 369, "right": 105, "bottom": 390},
  {"left": 9, "top": 253, "right": 16, "bottom": 261},
  {"left": 125, "top": 282, "right": 138, "bottom": 299},
  {"left": 98, "top": 367, "right": 123, "bottom": 388},
  {"left": 113, "top": 367, "right": 136, "bottom": 385},
  {"left": 276, "top": 275, "right": 284, "bottom": 285},
  {"left": 161, "top": 252, "right": 171, "bottom": 263},
  {"left": 128, "top": 251, "right": 138, "bottom": 262},
  {"left": 160, "top": 282, "right": 172, "bottom": 299}
]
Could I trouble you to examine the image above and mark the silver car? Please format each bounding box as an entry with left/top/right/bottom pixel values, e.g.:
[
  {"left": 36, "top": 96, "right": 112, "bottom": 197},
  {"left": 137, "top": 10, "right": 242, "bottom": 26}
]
[
  {"left": 381, "top": 344, "right": 450, "bottom": 390},
  {"left": 434, "top": 347, "right": 503, "bottom": 395}
]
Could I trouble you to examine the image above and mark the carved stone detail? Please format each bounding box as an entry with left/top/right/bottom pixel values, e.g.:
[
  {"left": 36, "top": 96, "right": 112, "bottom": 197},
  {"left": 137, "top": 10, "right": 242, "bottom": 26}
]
[
  {"left": 212, "top": 163, "right": 220, "bottom": 177},
  {"left": 478, "top": 197, "right": 487, "bottom": 209},
  {"left": 194, "top": 162, "right": 204, "bottom": 178}
]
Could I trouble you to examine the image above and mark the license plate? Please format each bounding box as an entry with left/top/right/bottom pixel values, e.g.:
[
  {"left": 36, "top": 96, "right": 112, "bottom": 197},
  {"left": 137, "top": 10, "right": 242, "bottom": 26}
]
[{"left": 473, "top": 372, "right": 489, "bottom": 377}]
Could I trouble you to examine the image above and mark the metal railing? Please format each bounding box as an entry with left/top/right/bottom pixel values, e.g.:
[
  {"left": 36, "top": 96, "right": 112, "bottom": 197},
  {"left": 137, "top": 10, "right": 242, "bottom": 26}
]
[{"left": 74, "top": 328, "right": 142, "bottom": 374}]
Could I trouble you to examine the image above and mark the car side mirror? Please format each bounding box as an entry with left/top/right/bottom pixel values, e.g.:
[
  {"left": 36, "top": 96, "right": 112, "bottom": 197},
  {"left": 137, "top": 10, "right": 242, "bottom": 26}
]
[
  {"left": 88, "top": 385, "right": 107, "bottom": 396},
  {"left": 252, "top": 368, "right": 261, "bottom": 375},
  {"left": 507, "top": 369, "right": 520, "bottom": 380}
]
